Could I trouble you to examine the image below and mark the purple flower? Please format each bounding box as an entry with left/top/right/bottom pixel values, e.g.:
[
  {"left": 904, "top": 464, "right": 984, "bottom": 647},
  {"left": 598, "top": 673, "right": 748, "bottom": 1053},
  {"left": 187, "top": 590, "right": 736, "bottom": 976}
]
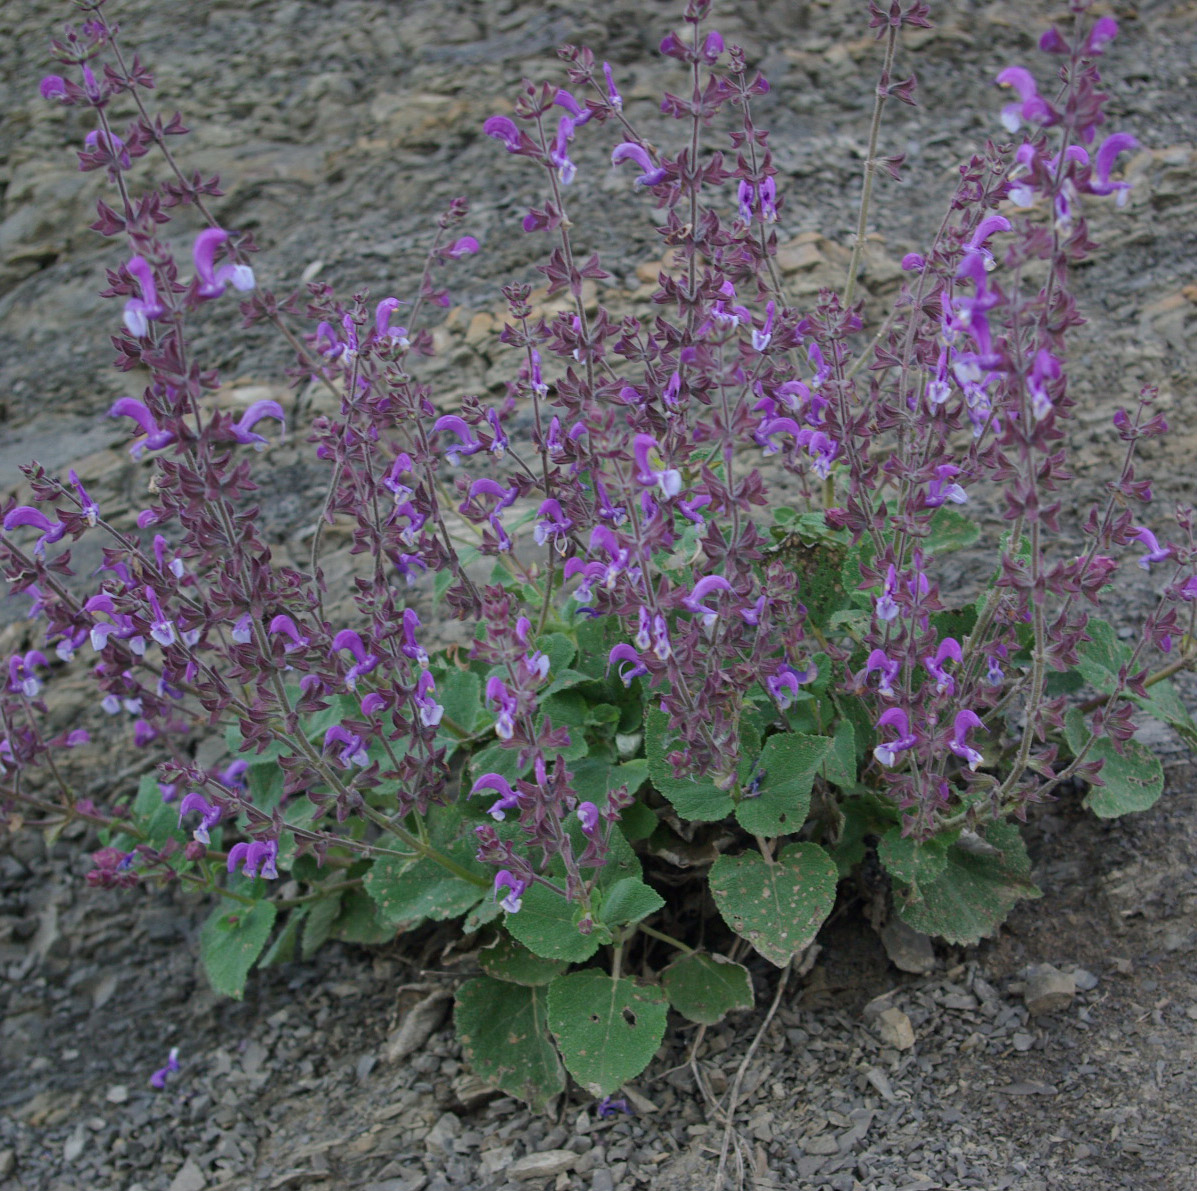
[
  {"left": 682, "top": 576, "right": 734, "bottom": 626},
  {"left": 84, "top": 129, "right": 131, "bottom": 169},
  {"left": 8, "top": 650, "right": 47, "bottom": 697},
  {"left": 948, "top": 710, "right": 985, "bottom": 771},
  {"left": 767, "top": 660, "right": 817, "bottom": 709},
  {"left": 401, "top": 609, "right": 429, "bottom": 667},
  {"left": 432, "top": 414, "right": 483, "bottom": 466},
  {"left": 2, "top": 506, "right": 66, "bottom": 556},
  {"left": 875, "top": 566, "right": 900, "bottom": 622},
  {"left": 268, "top": 614, "right": 309, "bottom": 652},
  {"left": 550, "top": 115, "right": 577, "bottom": 185},
  {"left": 331, "top": 629, "right": 379, "bottom": 690},
  {"left": 1090, "top": 132, "right": 1138, "bottom": 205},
  {"left": 534, "top": 498, "right": 573, "bottom": 551},
  {"left": 40, "top": 75, "right": 69, "bottom": 101},
  {"left": 995, "top": 66, "right": 1054, "bottom": 132},
  {"left": 596, "top": 1095, "right": 632, "bottom": 1118},
  {"left": 602, "top": 62, "right": 623, "bottom": 109},
  {"left": 177, "top": 792, "right": 222, "bottom": 845},
  {"left": 374, "top": 297, "right": 409, "bottom": 346},
  {"left": 1130, "top": 526, "right": 1173, "bottom": 570},
  {"left": 485, "top": 677, "right": 518, "bottom": 741},
  {"left": 220, "top": 761, "right": 249, "bottom": 790},
  {"left": 192, "top": 228, "right": 255, "bottom": 299},
  {"left": 923, "top": 637, "right": 963, "bottom": 696},
  {"left": 1084, "top": 16, "right": 1119, "bottom": 56},
  {"left": 123, "top": 256, "right": 166, "bottom": 338},
  {"left": 414, "top": 671, "right": 443, "bottom": 728},
  {"left": 109, "top": 397, "right": 176, "bottom": 458},
  {"left": 473, "top": 773, "right": 521, "bottom": 821},
  {"left": 873, "top": 708, "right": 918, "bottom": 768},
  {"left": 149, "top": 1047, "right": 180, "bottom": 1090},
  {"left": 494, "top": 869, "right": 527, "bottom": 914},
  {"left": 752, "top": 301, "right": 776, "bottom": 352},
  {"left": 483, "top": 115, "right": 523, "bottom": 153},
  {"left": 324, "top": 724, "right": 369, "bottom": 768},
  {"left": 901, "top": 252, "right": 926, "bottom": 271},
  {"left": 227, "top": 838, "right": 280, "bottom": 880},
  {"left": 611, "top": 142, "right": 668, "bottom": 187},
  {"left": 632, "top": 434, "right": 681, "bottom": 498},
  {"left": 925, "top": 464, "right": 967, "bottom": 507},
  {"left": 577, "top": 802, "right": 600, "bottom": 837},
  {"left": 862, "top": 649, "right": 901, "bottom": 699},
  {"left": 145, "top": 587, "right": 176, "bottom": 648},
  {"left": 445, "top": 236, "right": 479, "bottom": 259},
  {"left": 230, "top": 400, "right": 285, "bottom": 449},
  {"left": 608, "top": 643, "right": 648, "bottom": 687}
]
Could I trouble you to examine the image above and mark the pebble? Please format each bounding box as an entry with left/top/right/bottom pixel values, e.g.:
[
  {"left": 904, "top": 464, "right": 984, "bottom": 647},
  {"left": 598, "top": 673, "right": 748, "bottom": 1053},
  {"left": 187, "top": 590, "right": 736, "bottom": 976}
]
[
  {"left": 167, "top": 1159, "right": 207, "bottom": 1191},
  {"left": 876, "top": 1007, "right": 916, "bottom": 1051},
  {"left": 879, "top": 918, "right": 937, "bottom": 974},
  {"left": 1023, "top": 964, "right": 1076, "bottom": 1015},
  {"left": 507, "top": 1148, "right": 578, "bottom": 1181},
  {"left": 105, "top": 1084, "right": 129, "bottom": 1104}
]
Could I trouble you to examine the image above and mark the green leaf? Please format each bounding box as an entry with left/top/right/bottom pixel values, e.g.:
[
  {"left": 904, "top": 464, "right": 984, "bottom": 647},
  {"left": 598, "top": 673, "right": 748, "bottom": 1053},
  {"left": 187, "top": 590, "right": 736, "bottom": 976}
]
[
  {"left": 246, "top": 763, "right": 285, "bottom": 815},
  {"left": 660, "top": 952, "right": 754, "bottom": 1025},
  {"left": 364, "top": 846, "right": 487, "bottom": 928},
  {"left": 822, "top": 719, "right": 857, "bottom": 790},
  {"left": 547, "top": 971, "right": 669, "bottom": 1097},
  {"left": 617, "top": 799, "right": 658, "bottom": 843},
  {"left": 598, "top": 877, "right": 665, "bottom": 927},
  {"left": 434, "top": 668, "right": 483, "bottom": 744},
  {"left": 735, "top": 732, "right": 830, "bottom": 836},
  {"left": 895, "top": 821, "right": 1041, "bottom": 945},
  {"left": 645, "top": 708, "right": 759, "bottom": 823},
  {"left": 200, "top": 900, "right": 277, "bottom": 1000},
  {"left": 924, "top": 506, "right": 981, "bottom": 555},
  {"left": 1064, "top": 708, "right": 1165, "bottom": 817},
  {"left": 478, "top": 934, "right": 569, "bottom": 986},
  {"left": 877, "top": 827, "right": 952, "bottom": 898},
  {"left": 455, "top": 977, "right": 565, "bottom": 1109},
  {"left": 258, "top": 906, "right": 307, "bottom": 968},
  {"left": 708, "top": 843, "right": 838, "bottom": 968}
]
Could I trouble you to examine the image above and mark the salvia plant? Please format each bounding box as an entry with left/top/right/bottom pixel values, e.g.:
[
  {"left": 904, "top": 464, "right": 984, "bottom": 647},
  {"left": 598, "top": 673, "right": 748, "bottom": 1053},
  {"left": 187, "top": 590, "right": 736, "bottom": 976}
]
[{"left": 4, "top": 0, "right": 1195, "bottom": 1107}]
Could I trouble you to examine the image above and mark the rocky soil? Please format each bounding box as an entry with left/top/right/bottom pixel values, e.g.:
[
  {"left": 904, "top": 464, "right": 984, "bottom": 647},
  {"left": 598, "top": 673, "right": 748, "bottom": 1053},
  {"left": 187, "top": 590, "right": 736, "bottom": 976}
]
[{"left": 1, "top": 1, "right": 1196, "bottom": 1189}]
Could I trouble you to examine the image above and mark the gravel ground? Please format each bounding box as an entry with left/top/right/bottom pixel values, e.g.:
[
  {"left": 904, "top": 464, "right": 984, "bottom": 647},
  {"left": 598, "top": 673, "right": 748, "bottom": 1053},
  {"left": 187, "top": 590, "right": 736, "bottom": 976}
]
[{"left": 1, "top": 1, "right": 1196, "bottom": 1189}]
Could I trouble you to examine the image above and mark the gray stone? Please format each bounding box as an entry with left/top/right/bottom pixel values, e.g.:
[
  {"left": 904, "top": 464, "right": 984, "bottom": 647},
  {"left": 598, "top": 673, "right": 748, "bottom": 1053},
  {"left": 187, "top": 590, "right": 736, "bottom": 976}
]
[
  {"left": 507, "top": 1149, "right": 578, "bottom": 1181},
  {"left": 876, "top": 1007, "right": 916, "bottom": 1051},
  {"left": 879, "top": 917, "right": 937, "bottom": 974},
  {"left": 167, "top": 1159, "right": 207, "bottom": 1191},
  {"left": 1023, "top": 965, "right": 1075, "bottom": 1016}
]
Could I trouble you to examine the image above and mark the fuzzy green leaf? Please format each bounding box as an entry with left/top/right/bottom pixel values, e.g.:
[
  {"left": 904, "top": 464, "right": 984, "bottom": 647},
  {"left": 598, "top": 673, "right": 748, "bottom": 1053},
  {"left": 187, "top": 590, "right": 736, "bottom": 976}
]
[
  {"left": 924, "top": 506, "right": 982, "bottom": 555},
  {"left": 877, "top": 827, "right": 952, "bottom": 895},
  {"left": 200, "top": 900, "right": 277, "bottom": 1000},
  {"left": 302, "top": 891, "right": 342, "bottom": 959},
  {"left": 547, "top": 971, "right": 669, "bottom": 1096},
  {"left": 328, "top": 887, "right": 393, "bottom": 944},
  {"left": 258, "top": 906, "right": 307, "bottom": 968},
  {"left": 645, "top": 708, "right": 760, "bottom": 822},
  {"left": 364, "top": 847, "right": 487, "bottom": 928},
  {"left": 478, "top": 934, "right": 569, "bottom": 986},
  {"left": 505, "top": 883, "right": 603, "bottom": 963},
  {"left": 708, "top": 843, "right": 837, "bottom": 967},
  {"left": 822, "top": 718, "right": 857, "bottom": 790},
  {"left": 735, "top": 732, "right": 830, "bottom": 836},
  {"left": 455, "top": 977, "right": 565, "bottom": 1109},
  {"left": 598, "top": 877, "right": 665, "bottom": 928},
  {"left": 895, "top": 821, "right": 1041, "bottom": 944},
  {"left": 660, "top": 952, "right": 753, "bottom": 1025}
]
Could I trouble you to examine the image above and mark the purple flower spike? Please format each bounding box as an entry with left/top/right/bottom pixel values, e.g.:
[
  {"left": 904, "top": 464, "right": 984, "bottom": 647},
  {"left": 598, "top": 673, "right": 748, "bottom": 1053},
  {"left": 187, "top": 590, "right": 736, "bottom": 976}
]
[
  {"left": 230, "top": 401, "right": 285, "bottom": 449},
  {"left": 227, "top": 838, "right": 280, "bottom": 880},
  {"left": 123, "top": 256, "right": 166, "bottom": 338},
  {"left": 177, "top": 792, "right": 221, "bottom": 845},
  {"left": 949, "top": 710, "right": 985, "bottom": 771},
  {"left": 193, "top": 228, "right": 255, "bottom": 299},
  {"left": 150, "top": 1047, "right": 180, "bottom": 1090},
  {"left": 577, "top": 802, "right": 600, "bottom": 837},
  {"left": 611, "top": 142, "right": 668, "bottom": 187},
  {"left": 494, "top": 869, "right": 528, "bottom": 914},
  {"left": 109, "top": 397, "right": 176, "bottom": 458},
  {"left": 472, "top": 773, "right": 521, "bottom": 820}
]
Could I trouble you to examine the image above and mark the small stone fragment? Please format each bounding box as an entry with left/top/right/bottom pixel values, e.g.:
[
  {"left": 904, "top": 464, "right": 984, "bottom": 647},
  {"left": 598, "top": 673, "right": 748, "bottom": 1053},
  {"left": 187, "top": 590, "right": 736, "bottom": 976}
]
[
  {"left": 1072, "top": 968, "right": 1099, "bottom": 992},
  {"left": 803, "top": 1133, "right": 839, "bottom": 1155},
  {"left": 876, "top": 1007, "right": 916, "bottom": 1051},
  {"left": 424, "top": 1111, "right": 462, "bottom": 1155},
  {"left": 1023, "top": 964, "right": 1075, "bottom": 1015},
  {"left": 507, "top": 1149, "right": 578, "bottom": 1181},
  {"left": 105, "top": 1084, "right": 129, "bottom": 1104},
  {"left": 168, "top": 1158, "right": 207, "bottom": 1191}
]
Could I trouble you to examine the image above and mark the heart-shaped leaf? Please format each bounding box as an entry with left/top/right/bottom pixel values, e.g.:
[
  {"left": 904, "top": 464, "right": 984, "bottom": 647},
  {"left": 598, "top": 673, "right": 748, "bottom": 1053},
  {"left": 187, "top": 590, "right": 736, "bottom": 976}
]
[
  {"left": 1064, "top": 708, "right": 1164, "bottom": 817},
  {"left": 478, "top": 934, "right": 568, "bottom": 986},
  {"left": 547, "top": 970, "right": 668, "bottom": 1096},
  {"left": 455, "top": 976, "right": 565, "bottom": 1109},
  {"left": 708, "top": 843, "right": 837, "bottom": 967},
  {"left": 598, "top": 877, "right": 665, "bottom": 927},
  {"left": 660, "top": 952, "right": 753, "bottom": 1025}
]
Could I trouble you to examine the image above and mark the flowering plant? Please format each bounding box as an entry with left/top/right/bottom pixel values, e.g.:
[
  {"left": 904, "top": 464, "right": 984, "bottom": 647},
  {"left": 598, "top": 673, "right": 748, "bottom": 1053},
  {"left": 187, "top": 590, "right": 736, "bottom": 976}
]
[{"left": 4, "top": 0, "right": 1195, "bottom": 1106}]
